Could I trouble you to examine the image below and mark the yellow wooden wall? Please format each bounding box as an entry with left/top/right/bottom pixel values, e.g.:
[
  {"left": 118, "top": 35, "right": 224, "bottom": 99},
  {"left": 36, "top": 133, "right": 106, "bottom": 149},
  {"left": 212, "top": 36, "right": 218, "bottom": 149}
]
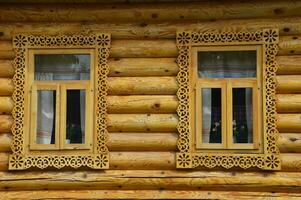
[{"left": 0, "top": 1, "right": 301, "bottom": 199}]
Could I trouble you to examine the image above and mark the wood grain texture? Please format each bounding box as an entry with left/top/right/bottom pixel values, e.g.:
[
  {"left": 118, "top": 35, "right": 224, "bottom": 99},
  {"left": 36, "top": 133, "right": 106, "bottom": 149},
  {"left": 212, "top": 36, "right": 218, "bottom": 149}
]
[
  {"left": 0, "top": 60, "right": 14, "bottom": 78},
  {"left": 1, "top": 18, "right": 301, "bottom": 40},
  {"left": 1, "top": 190, "right": 301, "bottom": 200},
  {"left": 108, "top": 77, "right": 178, "bottom": 95},
  {"left": 111, "top": 39, "right": 177, "bottom": 58},
  {"left": 0, "top": 133, "right": 11, "bottom": 152},
  {"left": 107, "top": 114, "right": 178, "bottom": 132},
  {"left": 0, "top": 115, "right": 12, "bottom": 133},
  {"left": 277, "top": 56, "right": 301, "bottom": 75},
  {"left": 107, "top": 95, "right": 178, "bottom": 114},
  {"left": 0, "top": 97, "right": 13, "bottom": 114},
  {"left": 277, "top": 114, "right": 301, "bottom": 133},
  {"left": 278, "top": 133, "right": 301, "bottom": 153},
  {"left": 0, "top": 1, "right": 300, "bottom": 23},
  {"left": 276, "top": 75, "right": 301, "bottom": 94},
  {"left": 0, "top": 169, "right": 301, "bottom": 191},
  {"left": 278, "top": 35, "right": 301, "bottom": 55},
  {"left": 0, "top": 51, "right": 14, "bottom": 60},
  {"left": 0, "top": 79, "right": 14, "bottom": 96},
  {"left": 108, "top": 58, "right": 178, "bottom": 77},
  {"left": 276, "top": 94, "right": 301, "bottom": 113}
]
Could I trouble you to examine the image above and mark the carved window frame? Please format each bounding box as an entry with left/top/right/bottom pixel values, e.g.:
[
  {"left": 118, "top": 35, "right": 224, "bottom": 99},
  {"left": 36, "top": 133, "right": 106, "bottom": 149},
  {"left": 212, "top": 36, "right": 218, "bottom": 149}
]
[
  {"left": 176, "top": 29, "right": 280, "bottom": 170},
  {"left": 9, "top": 34, "right": 110, "bottom": 170}
]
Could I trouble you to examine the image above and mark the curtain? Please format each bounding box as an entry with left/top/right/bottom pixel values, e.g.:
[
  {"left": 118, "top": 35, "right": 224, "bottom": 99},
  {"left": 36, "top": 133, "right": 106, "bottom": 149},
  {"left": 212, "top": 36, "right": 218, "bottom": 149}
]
[
  {"left": 35, "top": 55, "right": 89, "bottom": 145},
  {"left": 198, "top": 51, "right": 255, "bottom": 144}
]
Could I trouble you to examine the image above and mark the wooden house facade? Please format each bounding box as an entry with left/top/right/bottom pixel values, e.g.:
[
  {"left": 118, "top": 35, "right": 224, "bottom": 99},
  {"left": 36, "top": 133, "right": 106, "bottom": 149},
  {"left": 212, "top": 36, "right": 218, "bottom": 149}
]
[{"left": 0, "top": 0, "right": 301, "bottom": 199}]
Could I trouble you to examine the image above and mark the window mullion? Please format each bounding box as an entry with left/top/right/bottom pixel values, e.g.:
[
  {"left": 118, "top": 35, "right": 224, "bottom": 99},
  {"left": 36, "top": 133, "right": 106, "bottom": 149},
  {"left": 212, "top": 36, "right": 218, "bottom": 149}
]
[{"left": 225, "top": 80, "right": 232, "bottom": 149}]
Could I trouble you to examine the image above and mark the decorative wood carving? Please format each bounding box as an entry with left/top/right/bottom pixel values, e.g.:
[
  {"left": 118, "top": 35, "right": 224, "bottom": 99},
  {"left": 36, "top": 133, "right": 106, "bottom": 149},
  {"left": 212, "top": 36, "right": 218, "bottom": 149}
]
[
  {"left": 9, "top": 34, "right": 110, "bottom": 170},
  {"left": 176, "top": 29, "right": 280, "bottom": 170}
]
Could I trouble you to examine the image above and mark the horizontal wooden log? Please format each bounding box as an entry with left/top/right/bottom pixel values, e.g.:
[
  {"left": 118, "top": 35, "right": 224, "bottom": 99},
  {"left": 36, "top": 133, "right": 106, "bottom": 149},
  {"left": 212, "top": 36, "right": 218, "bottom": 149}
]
[
  {"left": 2, "top": 18, "right": 301, "bottom": 40},
  {"left": 0, "top": 60, "right": 14, "bottom": 78},
  {"left": 0, "top": 133, "right": 11, "bottom": 152},
  {"left": 278, "top": 35, "right": 301, "bottom": 55},
  {"left": 0, "top": 51, "right": 14, "bottom": 60},
  {"left": 0, "top": 97, "right": 13, "bottom": 114},
  {"left": 276, "top": 75, "right": 301, "bottom": 94},
  {"left": 276, "top": 94, "right": 301, "bottom": 113},
  {"left": 277, "top": 114, "right": 301, "bottom": 133},
  {"left": 0, "top": 115, "right": 12, "bottom": 133},
  {"left": 278, "top": 133, "right": 301, "bottom": 153},
  {"left": 276, "top": 56, "right": 301, "bottom": 75},
  {"left": 1, "top": 190, "right": 301, "bottom": 200},
  {"left": 1, "top": 168, "right": 301, "bottom": 192},
  {"left": 111, "top": 40, "right": 177, "bottom": 58},
  {"left": 108, "top": 133, "right": 177, "bottom": 151},
  {"left": 108, "top": 58, "right": 178, "bottom": 77},
  {"left": 108, "top": 77, "right": 178, "bottom": 95},
  {"left": 107, "top": 114, "right": 178, "bottom": 132},
  {"left": 107, "top": 95, "right": 178, "bottom": 114},
  {"left": 0, "top": 41, "right": 12, "bottom": 51},
  {"left": 0, "top": 79, "right": 14, "bottom": 96},
  {"left": 0, "top": 2, "right": 301, "bottom": 23},
  {"left": 0, "top": 153, "right": 300, "bottom": 171}
]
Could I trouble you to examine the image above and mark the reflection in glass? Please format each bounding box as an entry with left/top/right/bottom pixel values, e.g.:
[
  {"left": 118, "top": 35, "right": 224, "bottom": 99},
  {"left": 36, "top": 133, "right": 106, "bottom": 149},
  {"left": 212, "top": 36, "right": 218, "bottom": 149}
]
[
  {"left": 232, "top": 88, "right": 253, "bottom": 143},
  {"left": 202, "top": 88, "right": 222, "bottom": 143},
  {"left": 34, "top": 54, "right": 90, "bottom": 81},
  {"left": 36, "top": 90, "right": 56, "bottom": 144},
  {"left": 198, "top": 51, "right": 256, "bottom": 78},
  {"left": 66, "top": 89, "right": 86, "bottom": 144}
]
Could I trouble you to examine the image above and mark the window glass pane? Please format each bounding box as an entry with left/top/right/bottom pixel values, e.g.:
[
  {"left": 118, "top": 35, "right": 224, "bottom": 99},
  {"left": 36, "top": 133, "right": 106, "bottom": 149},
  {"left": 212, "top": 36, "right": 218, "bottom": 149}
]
[
  {"left": 36, "top": 90, "right": 56, "bottom": 144},
  {"left": 198, "top": 51, "right": 256, "bottom": 78},
  {"left": 232, "top": 88, "right": 253, "bottom": 144},
  {"left": 34, "top": 54, "right": 90, "bottom": 81},
  {"left": 202, "top": 88, "right": 222, "bottom": 144},
  {"left": 66, "top": 89, "right": 86, "bottom": 144}
]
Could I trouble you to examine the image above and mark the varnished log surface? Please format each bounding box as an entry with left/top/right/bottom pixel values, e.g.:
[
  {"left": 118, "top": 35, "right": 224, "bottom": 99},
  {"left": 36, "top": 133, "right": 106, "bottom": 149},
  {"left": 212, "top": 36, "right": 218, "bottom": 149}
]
[
  {"left": 277, "top": 56, "right": 301, "bottom": 75},
  {"left": 278, "top": 133, "right": 301, "bottom": 153},
  {"left": 111, "top": 40, "right": 177, "bottom": 58},
  {"left": 107, "top": 114, "right": 178, "bottom": 132},
  {"left": 108, "top": 58, "right": 178, "bottom": 77},
  {"left": 108, "top": 133, "right": 177, "bottom": 151},
  {"left": 277, "top": 114, "right": 301, "bottom": 133},
  {"left": 0, "top": 79, "right": 14, "bottom": 96},
  {"left": 276, "top": 94, "right": 301, "bottom": 113},
  {"left": 0, "top": 2, "right": 300, "bottom": 23},
  {"left": 0, "top": 133, "right": 11, "bottom": 152},
  {"left": 0, "top": 60, "right": 14, "bottom": 78},
  {"left": 0, "top": 97, "right": 13, "bottom": 114},
  {"left": 108, "top": 77, "right": 178, "bottom": 95},
  {"left": 0, "top": 169, "right": 301, "bottom": 191},
  {"left": 107, "top": 95, "right": 178, "bottom": 114},
  {"left": 0, "top": 115, "right": 12, "bottom": 133},
  {"left": 1, "top": 190, "right": 301, "bottom": 200},
  {"left": 276, "top": 75, "right": 301, "bottom": 94},
  {"left": 1, "top": 18, "right": 301, "bottom": 41}
]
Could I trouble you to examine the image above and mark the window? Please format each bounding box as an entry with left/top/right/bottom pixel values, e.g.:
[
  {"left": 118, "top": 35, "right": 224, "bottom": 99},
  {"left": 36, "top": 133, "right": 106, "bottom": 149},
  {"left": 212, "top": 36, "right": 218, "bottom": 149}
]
[
  {"left": 9, "top": 34, "right": 110, "bottom": 170},
  {"left": 193, "top": 46, "right": 261, "bottom": 151},
  {"left": 175, "top": 30, "right": 280, "bottom": 170},
  {"left": 29, "top": 50, "right": 93, "bottom": 150}
]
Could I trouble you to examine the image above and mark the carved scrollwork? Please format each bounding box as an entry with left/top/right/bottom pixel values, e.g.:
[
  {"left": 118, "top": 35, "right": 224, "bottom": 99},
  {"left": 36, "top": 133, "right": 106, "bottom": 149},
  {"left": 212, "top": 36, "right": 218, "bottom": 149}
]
[
  {"left": 9, "top": 34, "right": 110, "bottom": 170},
  {"left": 176, "top": 29, "right": 280, "bottom": 170}
]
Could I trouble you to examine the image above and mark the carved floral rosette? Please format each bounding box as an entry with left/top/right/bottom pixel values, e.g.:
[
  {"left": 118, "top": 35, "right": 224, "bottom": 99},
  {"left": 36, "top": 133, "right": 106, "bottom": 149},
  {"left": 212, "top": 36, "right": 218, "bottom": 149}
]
[
  {"left": 176, "top": 29, "right": 280, "bottom": 170},
  {"left": 9, "top": 34, "right": 111, "bottom": 170}
]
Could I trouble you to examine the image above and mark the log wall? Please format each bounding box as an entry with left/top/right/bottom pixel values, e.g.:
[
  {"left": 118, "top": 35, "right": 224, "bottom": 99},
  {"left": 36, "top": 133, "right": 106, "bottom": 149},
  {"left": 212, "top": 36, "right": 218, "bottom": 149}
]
[{"left": 1, "top": 1, "right": 301, "bottom": 199}]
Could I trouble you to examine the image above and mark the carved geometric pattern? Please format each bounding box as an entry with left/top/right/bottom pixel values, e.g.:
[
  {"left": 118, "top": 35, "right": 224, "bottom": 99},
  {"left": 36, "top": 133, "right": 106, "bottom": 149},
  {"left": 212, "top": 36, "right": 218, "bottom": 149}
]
[
  {"left": 9, "top": 34, "right": 110, "bottom": 170},
  {"left": 176, "top": 29, "right": 280, "bottom": 170}
]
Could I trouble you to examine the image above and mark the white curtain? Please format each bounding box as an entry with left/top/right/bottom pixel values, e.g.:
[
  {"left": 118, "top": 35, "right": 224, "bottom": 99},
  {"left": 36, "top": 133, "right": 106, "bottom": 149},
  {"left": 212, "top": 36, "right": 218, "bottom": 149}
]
[
  {"left": 35, "top": 55, "right": 89, "bottom": 145},
  {"left": 198, "top": 51, "right": 255, "bottom": 144}
]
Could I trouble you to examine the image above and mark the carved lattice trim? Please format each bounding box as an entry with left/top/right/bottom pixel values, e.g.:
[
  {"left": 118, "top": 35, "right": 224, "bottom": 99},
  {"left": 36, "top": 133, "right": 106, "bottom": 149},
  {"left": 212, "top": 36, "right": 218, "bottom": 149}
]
[
  {"left": 176, "top": 29, "right": 280, "bottom": 170},
  {"left": 9, "top": 34, "right": 110, "bottom": 170}
]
